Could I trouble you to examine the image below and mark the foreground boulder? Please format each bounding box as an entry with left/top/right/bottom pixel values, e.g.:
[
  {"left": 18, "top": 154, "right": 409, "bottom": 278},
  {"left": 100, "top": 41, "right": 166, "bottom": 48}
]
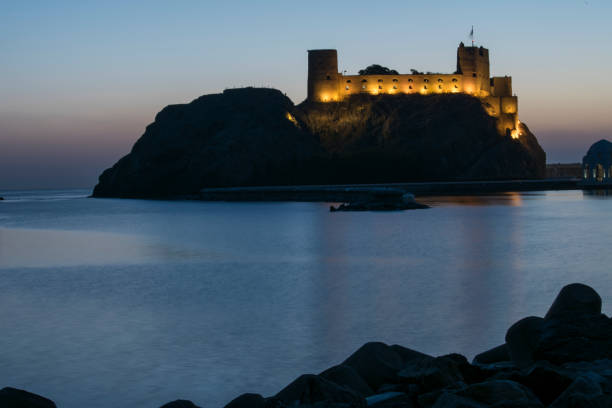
[
  {"left": 549, "top": 376, "right": 612, "bottom": 408},
  {"left": 93, "top": 89, "right": 546, "bottom": 198},
  {"left": 319, "top": 364, "right": 374, "bottom": 397},
  {"left": 159, "top": 400, "right": 201, "bottom": 408},
  {"left": 0, "top": 387, "right": 56, "bottom": 408},
  {"left": 223, "top": 393, "right": 267, "bottom": 408},
  {"left": 505, "top": 316, "right": 545, "bottom": 368},
  {"left": 275, "top": 374, "right": 365, "bottom": 406},
  {"left": 341, "top": 342, "right": 431, "bottom": 391},
  {"left": 220, "top": 283, "right": 612, "bottom": 408},
  {"left": 453, "top": 379, "right": 543, "bottom": 407},
  {"left": 545, "top": 283, "right": 602, "bottom": 319}
]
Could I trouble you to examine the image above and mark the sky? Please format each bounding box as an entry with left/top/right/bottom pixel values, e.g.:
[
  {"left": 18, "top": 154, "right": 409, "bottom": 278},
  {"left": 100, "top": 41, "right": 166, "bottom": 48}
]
[{"left": 1, "top": 0, "right": 611, "bottom": 189}]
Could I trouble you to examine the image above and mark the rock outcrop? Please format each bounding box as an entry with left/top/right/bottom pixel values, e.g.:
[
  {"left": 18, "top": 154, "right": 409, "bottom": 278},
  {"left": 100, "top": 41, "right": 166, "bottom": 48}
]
[
  {"left": 211, "top": 282, "right": 612, "bottom": 408},
  {"left": 0, "top": 387, "right": 57, "bottom": 408},
  {"left": 93, "top": 88, "right": 546, "bottom": 198},
  {"left": 93, "top": 88, "right": 320, "bottom": 198},
  {"left": 295, "top": 94, "right": 545, "bottom": 185}
]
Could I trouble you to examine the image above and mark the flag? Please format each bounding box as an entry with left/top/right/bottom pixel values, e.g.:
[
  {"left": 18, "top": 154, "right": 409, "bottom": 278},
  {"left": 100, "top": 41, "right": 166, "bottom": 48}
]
[{"left": 469, "top": 26, "right": 474, "bottom": 40}]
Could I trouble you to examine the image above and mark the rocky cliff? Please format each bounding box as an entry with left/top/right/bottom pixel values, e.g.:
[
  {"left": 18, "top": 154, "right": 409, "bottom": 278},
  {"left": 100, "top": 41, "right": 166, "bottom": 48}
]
[{"left": 93, "top": 88, "right": 545, "bottom": 198}]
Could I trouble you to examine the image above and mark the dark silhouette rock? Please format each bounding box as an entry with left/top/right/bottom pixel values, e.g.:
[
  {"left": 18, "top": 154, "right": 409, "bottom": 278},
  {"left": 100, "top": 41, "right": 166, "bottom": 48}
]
[
  {"left": 319, "top": 364, "right": 374, "bottom": 397},
  {"left": 295, "top": 94, "right": 545, "bottom": 184},
  {"left": 428, "top": 391, "right": 485, "bottom": 407},
  {"left": 490, "top": 362, "right": 574, "bottom": 405},
  {"left": 159, "top": 400, "right": 201, "bottom": 408},
  {"left": 549, "top": 376, "right": 612, "bottom": 408},
  {"left": 520, "top": 363, "right": 574, "bottom": 405},
  {"left": 0, "top": 387, "right": 57, "bottom": 408},
  {"left": 93, "top": 89, "right": 546, "bottom": 198},
  {"left": 93, "top": 88, "right": 320, "bottom": 198},
  {"left": 472, "top": 344, "right": 510, "bottom": 365},
  {"left": 366, "top": 392, "right": 413, "bottom": 407},
  {"left": 223, "top": 393, "right": 266, "bottom": 408},
  {"left": 274, "top": 374, "right": 365, "bottom": 406},
  {"left": 455, "top": 380, "right": 543, "bottom": 407},
  {"left": 398, "top": 354, "right": 467, "bottom": 393},
  {"left": 215, "top": 283, "right": 612, "bottom": 408},
  {"left": 545, "top": 283, "right": 602, "bottom": 320},
  {"left": 505, "top": 316, "right": 545, "bottom": 367},
  {"left": 533, "top": 313, "right": 612, "bottom": 364},
  {"left": 341, "top": 342, "right": 430, "bottom": 391}
]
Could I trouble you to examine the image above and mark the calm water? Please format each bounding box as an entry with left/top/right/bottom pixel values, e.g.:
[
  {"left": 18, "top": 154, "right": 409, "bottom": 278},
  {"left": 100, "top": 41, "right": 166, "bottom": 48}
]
[{"left": 0, "top": 189, "right": 611, "bottom": 408}]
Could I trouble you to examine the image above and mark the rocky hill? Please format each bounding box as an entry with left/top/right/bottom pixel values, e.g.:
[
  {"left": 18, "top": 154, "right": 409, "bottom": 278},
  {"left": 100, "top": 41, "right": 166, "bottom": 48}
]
[{"left": 93, "top": 88, "right": 545, "bottom": 198}]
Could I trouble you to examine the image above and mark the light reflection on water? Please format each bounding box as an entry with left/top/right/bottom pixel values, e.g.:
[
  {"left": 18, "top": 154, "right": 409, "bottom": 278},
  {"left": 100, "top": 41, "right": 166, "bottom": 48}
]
[{"left": 0, "top": 189, "right": 611, "bottom": 408}]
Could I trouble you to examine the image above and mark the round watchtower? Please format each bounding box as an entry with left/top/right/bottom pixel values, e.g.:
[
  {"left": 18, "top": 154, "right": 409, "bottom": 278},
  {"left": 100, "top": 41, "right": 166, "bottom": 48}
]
[{"left": 307, "top": 49, "right": 340, "bottom": 102}]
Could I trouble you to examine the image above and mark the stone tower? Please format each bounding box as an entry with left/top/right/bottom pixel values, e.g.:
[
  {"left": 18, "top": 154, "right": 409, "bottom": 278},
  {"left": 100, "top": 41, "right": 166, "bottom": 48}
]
[
  {"left": 456, "top": 42, "right": 491, "bottom": 96},
  {"left": 307, "top": 49, "right": 339, "bottom": 102}
]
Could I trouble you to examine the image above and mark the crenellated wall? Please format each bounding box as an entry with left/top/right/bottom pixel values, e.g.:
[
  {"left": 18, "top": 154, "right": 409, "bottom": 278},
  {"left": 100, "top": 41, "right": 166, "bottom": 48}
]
[{"left": 306, "top": 42, "right": 521, "bottom": 138}]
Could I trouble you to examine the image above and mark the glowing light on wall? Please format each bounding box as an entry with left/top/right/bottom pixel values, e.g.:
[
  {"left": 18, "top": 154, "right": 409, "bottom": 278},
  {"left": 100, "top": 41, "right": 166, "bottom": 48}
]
[{"left": 285, "top": 112, "right": 299, "bottom": 127}]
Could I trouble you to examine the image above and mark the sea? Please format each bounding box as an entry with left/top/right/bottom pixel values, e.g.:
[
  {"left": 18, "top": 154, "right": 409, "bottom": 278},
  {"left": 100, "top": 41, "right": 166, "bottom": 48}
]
[{"left": 0, "top": 189, "right": 611, "bottom": 408}]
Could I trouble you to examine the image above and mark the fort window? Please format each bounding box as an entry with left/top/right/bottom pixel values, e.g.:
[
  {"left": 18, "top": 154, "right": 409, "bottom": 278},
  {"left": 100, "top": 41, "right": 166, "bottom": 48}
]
[
  {"left": 409, "top": 85, "right": 413, "bottom": 89},
  {"left": 361, "top": 79, "right": 367, "bottom": 82},
  {"left": 408, "top": 78, "right": 413, "bottom": 82},
  {"left": 454, "top": 85, "right": 458, "bottom": 88},
  {"left": 424, "top": 85, "right": 427, "bottom": 89},
  {"left": 438, "top": 78, "right": 443, "bottom": 82},
  {"left": 326, "top": 75, "right": 331, "bottom": 80},
  {"left": 438, "top": 85, "right": 442, "bottom": 89},
  {"left": 378, "top": 79, "right": 383, "bottom": 82},
  {"left": 472, "top": 73, "right": 477, "bottom": 78},
  {"left": 393, "top": 85, "right": 398, "bottom": 89},
  {"left": 424, "top": 78, "right": 429, "bottom": 83},
  {"left": 392, "top": 78, "right": 398, "bottom": 82},
  {"left": 346, "top": 80, "right": 351, "bottom": 83},
  {"left": 345, "top": 86, "right": 350, "bottom": 90},
  {"left": 378, "top": 85, "right": 382, "bottom": 89},
  {"left": 452, "top": 78, "right": 458, "bottom": 82},
  {"left": 362, "top": 84, "right": 367, "bottom": 89}
]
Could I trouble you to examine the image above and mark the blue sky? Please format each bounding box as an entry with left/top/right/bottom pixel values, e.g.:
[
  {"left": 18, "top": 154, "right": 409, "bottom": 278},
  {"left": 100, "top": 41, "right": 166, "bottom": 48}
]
[{"left": 1, "top": 0, "right": 611, "bottom": 188}]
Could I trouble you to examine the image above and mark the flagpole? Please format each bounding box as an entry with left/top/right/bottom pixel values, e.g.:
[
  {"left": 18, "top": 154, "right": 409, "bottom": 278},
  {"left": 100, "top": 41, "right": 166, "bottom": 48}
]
[{"left": 471, "top": 25, "right": 474, "bottom": 47}]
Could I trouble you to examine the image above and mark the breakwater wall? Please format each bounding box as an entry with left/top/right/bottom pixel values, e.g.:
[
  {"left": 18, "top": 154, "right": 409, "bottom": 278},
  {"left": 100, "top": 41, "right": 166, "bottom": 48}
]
[{"left": 198, "top": 178, "right": 580, "bottom": 202}]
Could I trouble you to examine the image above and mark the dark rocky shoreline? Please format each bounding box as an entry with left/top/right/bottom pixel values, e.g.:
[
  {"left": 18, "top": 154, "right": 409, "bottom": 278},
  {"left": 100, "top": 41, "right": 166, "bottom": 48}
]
[{"left": 4, "top": 283, "right": 612, "bottom": 408}]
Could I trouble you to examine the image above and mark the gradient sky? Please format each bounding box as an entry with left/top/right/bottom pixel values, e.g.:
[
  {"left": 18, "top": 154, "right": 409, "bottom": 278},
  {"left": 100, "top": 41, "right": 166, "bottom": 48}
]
[{"left": 1, "top": 0, "right": 611, "bottom": 189}]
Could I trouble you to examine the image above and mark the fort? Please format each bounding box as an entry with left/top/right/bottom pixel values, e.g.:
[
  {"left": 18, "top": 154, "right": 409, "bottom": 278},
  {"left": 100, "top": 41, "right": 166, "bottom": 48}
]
[{"left": 307, "top": 42, "right": 520, "bottom": 138}]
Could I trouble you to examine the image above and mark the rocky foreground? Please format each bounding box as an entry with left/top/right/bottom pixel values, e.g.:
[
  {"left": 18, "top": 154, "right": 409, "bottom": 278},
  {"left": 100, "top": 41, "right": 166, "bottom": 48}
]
[
  {"left": 93, "top": 88, "right": 546, "bottom": 198},
  {"left": 4, "top": 284, "right": 612, "bottom": 407}
]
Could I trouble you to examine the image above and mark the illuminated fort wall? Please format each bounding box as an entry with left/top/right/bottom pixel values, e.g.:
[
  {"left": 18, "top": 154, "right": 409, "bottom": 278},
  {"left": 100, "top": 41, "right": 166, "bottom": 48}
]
[{"left": 307, "top": 43, "right": 520, "bottom": 137}]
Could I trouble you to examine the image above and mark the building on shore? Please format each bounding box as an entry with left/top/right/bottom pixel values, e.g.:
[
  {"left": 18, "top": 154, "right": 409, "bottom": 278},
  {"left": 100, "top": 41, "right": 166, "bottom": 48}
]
[
  {"left": 581, "top": 140, "right": 612, "bottom": 185},
  {"left": 546, "top": 163, "right": 582, "bottom": 179},
  {"left": 307, "top": 42, "right": 520, "bottom": 138}
]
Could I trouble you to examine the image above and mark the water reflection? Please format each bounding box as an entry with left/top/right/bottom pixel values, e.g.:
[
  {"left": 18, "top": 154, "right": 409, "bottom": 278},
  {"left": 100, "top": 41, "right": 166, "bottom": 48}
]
[
  {"left": 422, "top": 192, "right": 523, "bottom": 207},
  {"left": 1, "top": 190, "right": 612, "bottom": 408},
  {"left": 583, "top": 189, "right": 612, "bottom": 198}
]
